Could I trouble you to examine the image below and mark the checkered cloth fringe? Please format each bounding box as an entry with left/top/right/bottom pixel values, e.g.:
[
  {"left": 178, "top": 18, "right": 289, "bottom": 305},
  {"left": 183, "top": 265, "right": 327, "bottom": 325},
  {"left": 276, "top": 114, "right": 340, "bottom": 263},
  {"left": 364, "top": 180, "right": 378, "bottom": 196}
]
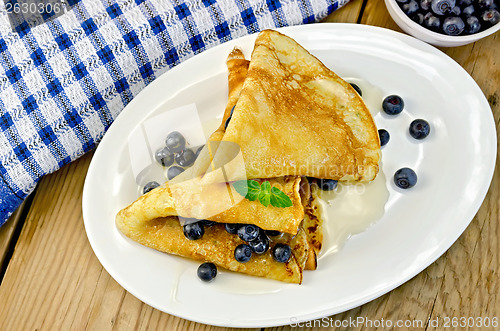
[{"left": 0, "top": 0, "right": 348, "bottom": 227}]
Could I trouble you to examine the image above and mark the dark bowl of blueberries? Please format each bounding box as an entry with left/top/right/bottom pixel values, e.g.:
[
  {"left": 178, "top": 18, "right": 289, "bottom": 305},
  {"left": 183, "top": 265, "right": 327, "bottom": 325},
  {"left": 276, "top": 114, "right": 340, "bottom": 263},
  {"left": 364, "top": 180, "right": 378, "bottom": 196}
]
[{"left": 385, "top": 0, "right": 500, "bottom": 46}]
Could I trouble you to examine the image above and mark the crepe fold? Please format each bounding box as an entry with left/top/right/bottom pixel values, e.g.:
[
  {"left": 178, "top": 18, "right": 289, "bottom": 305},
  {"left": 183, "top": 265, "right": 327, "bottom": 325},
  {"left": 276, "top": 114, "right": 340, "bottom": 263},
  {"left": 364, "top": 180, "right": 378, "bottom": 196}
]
[
  {"left": 217, "top": 30, "right": 380, "bottom": 182},
  {"left": 116, "top": 175, "right": 306, "bottom": 234},
  {"left": 114, "top": 30, "right": 391, "bottom": 284},
  {"left": 116, "top": 216, "right": 310, "bottom": 284},
  {"left": 117, "top": 45, "right": 318, "bottom": 277}
]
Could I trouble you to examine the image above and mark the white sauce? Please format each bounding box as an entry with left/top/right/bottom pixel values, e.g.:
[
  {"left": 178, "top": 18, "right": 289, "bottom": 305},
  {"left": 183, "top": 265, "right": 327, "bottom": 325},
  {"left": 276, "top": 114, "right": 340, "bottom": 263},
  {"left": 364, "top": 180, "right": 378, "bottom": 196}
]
[
  {"left": 318, "top": 170, "right": 389, "bottom": 258},
  {"left": 345, "top": 77, "right": 384, "bottom": 116},
  {"left": 317, "top": 77, "right": 388, "bottom": 258}
]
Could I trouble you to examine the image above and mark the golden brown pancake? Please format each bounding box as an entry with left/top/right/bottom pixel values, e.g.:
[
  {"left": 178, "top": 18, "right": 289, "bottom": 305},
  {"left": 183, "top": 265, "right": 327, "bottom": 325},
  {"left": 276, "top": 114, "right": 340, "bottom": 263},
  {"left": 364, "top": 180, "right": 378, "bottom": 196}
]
[
  {"left": 114, "top": 30, "right": 389, "bottom": 283},
  {"left": 172, "top": 48, "right": 249, "bottom": 182},
  {"left": 116, "top": 216, "right": 310, "bottom": 284},
  {"left": 116, "top": 175, "right": 305, "bottom": 234},
  {"left": 218, "top": 30, "right": 380, "bottom": 182}
]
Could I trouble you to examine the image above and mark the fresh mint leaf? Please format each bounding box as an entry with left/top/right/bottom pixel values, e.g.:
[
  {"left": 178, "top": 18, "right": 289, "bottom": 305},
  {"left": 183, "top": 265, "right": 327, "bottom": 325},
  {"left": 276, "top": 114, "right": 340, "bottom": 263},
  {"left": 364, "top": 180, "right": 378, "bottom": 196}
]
[
  {"left": 258, "top": 181, "right": 271, "bottom": 207},
  {"left": 270, "top": 186, "right": 293, "bottom": 208},
  {"left": 246, "top": 180, "right": 261, "bottom": 201},
  {"left": 232, "top": 180, "right": 260, "bottom": 201},
  {"left": 233, "top": 180, "right": 292, "bottom": 208}
]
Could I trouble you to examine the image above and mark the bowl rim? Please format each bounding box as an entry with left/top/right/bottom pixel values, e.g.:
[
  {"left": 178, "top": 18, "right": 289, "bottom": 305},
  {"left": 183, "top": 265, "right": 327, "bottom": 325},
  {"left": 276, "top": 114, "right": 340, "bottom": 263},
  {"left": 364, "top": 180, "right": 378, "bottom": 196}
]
[{"left": 385, "top": 0, "right": 500, "bottom": 42}]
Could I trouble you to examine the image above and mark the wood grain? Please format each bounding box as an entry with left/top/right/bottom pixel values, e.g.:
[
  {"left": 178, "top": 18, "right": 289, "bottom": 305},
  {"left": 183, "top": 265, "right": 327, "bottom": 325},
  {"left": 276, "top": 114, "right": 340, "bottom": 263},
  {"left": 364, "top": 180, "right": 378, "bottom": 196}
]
[
  {"left": 0, "top": 0, "right": 498, "bottom": 330},
  {"left": 0, "top": 201, "right": 27, "bottom": 275},
  {"left": 321, "top": 0, "right": 363, "bottom": 23}
]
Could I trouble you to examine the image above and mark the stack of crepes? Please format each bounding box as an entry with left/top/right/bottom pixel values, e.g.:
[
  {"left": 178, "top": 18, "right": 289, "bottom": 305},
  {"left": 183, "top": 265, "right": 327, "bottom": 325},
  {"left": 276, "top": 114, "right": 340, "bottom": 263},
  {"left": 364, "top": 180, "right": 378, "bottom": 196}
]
[{"left": 115, "top": 30, "right": 381, "bottom": 284}]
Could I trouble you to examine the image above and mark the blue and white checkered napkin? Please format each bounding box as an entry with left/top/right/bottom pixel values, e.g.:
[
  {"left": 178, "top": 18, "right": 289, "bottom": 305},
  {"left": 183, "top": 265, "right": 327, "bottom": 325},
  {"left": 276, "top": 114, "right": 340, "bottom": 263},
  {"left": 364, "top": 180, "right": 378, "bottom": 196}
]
[{"left": 0, "top": 0, "right": 349, "bottom": 226}]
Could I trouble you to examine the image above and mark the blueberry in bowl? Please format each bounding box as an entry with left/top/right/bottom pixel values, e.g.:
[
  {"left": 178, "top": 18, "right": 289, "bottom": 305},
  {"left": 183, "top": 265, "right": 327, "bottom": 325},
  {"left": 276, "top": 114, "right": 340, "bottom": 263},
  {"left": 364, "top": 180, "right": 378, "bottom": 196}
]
[{"left": 385, "top": 0, "right": 500, "bottom": 46}]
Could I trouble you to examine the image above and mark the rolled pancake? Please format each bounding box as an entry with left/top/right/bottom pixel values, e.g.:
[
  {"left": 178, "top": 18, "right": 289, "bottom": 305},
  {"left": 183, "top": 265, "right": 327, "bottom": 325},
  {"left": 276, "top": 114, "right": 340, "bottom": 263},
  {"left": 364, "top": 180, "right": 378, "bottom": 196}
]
[
  {"left": 176, "top": 48, "right": 250, "bottom": 181},
  {"left": 116, "top": 42, "right": 326, "bottom": 281},
  {"left": 216, "top": 30, "right": 380, "bottom": 182},
  {"left": 116, "top": 175, "right": 305, "bottom": 234},
  {"left": 117, "top": 48, "right": 306, "bottom": 235},
  {"left": 116, "top": 216, "right": 310, "bottom": 284}
]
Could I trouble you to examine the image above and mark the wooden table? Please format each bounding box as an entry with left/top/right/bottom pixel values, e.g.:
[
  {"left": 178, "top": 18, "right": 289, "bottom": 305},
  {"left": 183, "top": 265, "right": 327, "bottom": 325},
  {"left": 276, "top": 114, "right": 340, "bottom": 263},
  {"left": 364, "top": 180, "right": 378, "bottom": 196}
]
[{"left": 1, "top": 0, "right": 498, "bottom": 329}]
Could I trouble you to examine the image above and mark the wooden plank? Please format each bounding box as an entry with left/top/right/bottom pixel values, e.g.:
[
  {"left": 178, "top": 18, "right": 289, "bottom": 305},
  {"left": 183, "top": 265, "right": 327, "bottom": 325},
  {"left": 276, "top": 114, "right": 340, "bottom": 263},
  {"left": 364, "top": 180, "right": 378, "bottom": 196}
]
[
  {"left": 264, "top": 1, "right": 499, "bottom": 330},
  {"left": 267, "top": 2, "right": 499, "bottom": 330},
  {"left": 359, "top": 0, "right": 401, "bottom": 31},
  {"left": 321, "top": 0, "right": 364, "bottom": 23},
  {"left": 426, "top": 32, "right": 500, "bottom": 329},
  {"left": 0, "top": 200, "right": 27, "bottom": 274},
  {"left": 0, "top": 152, "right": 257, "bottom": 331}
]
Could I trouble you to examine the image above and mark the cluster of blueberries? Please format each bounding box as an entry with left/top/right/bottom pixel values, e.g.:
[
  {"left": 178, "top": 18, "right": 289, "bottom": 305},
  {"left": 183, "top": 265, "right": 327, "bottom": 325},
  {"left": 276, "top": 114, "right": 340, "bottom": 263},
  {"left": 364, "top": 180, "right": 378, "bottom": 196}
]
[
  {"left": 140, "top": 129, "right": 341, "bottom": 282},
  {"left": 197, "top": 178, "right": 340, "bottom": 282},
  {"left": 143, "top": 131, "right": 203, "bottom": 194},
  {"left": 351, "top": 83, "right": 430, "bottom": 189},
  {"left": 396, "top": 0, "right": 500, "bottom": 36},
  {"left": 192, "top": 221, "right": 293, "bottom": 282}
]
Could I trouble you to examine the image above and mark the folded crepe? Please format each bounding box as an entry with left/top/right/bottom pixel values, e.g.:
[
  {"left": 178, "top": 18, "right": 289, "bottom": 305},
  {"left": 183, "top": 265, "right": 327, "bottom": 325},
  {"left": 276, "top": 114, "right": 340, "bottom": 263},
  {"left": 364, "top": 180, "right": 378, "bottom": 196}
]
[
  {"left": 117, "top": 48, "right": 306, "bottom": 234},
  {"left": 214, "top": 29, "right": 380, "bottom": 182},
  {"left": 116, "top": 175, "right": 306, "bottom": 234},
  {"left": 115, "top": 29, "right": 385, "bottom": 283},
  {"left": 116, "top": 216, "right": 311, "bottom": 284},
  {"left": 116, "top": 44, "right": 321, "bottom": 283}
]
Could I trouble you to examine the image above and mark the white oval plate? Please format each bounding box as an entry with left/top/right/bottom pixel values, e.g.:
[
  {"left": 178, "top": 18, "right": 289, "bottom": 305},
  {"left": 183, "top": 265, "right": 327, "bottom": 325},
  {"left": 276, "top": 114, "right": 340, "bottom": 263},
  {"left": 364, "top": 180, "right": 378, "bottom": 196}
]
[{"left": 82, "top": 24, "right": 496, "bottom": 327}]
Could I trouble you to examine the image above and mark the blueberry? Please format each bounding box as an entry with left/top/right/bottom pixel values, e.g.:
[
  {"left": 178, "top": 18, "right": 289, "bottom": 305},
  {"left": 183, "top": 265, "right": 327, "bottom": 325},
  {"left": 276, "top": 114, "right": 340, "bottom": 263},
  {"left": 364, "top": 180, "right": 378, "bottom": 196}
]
[
  {"left": 478, "top": 0, "right": 494, "bottom": 8},
  {"left": 411, "top": 12, "right": 425, "bottom": 24},
  {"left": 202, "top": 219, "right": 216, "bottom": 227},
  {"left": 197, "top": 262, "right": 217, "bottom": 282},
  {"left": 420, "top": 0, "right": 433, "bottom": 10},
  {"left": 155, "top": 147, "right": 174, "bottom": 167},
  {"left": 272, "top": 244, "right": 292, "bottom": 263},
  {"left": 424, "top": 12, "right": 441, "bottom": 31},
  {"left": 350, "top": 83, "right": 363, "bottom": 96},
  {"left": 394, "top": 168, "right": 418, "bottom": 189},
  {"left": 224, "top": 223, "right": 241, "bottom": 234},
  {"left": 265, "top": 230, "right": 281, "bottom": 237},
  {"left": 396, "top": 0, "right": 410, "bottom": 3},
  {"left": 248, "top": 233, "right": 269, "bottom": 254},
  {"left": 165, "top": 131, "right": 186, "bottom": 153},
  {"left": 318, "top": 179, "right": 338, "bottom": 191},
  {"left": 306, "top": 176, "right": 316, "bottom": 184},
  {"left": 451, "top": 6, "right": 461, "bottom": 15},
  {"left": 175, "top": 149, "right": 196, "bottom": 167},
  {"left": 462, "top": 4, "right": 476, "bottom": 16},
  {"left": 237, "top": 224, "right": 260, "bottom": 242},
  {"left": 382, "top": 95, "right": 405, "bottom": 115},
  {"left": 183, "top": 222, "right": 204, "bottom": 240},
  {"left": 465, "top": 16, "right": 481, "bottom": 34},
  {"left": 481, "top": 9, "right": 500, "bottom": 26},
  {"left": 457, "top": 0, "right": 472, "bottom": 6},
  {"left": 378, "top": 129, "right": 390, "bottom": 146},
  {"left": 442, "top": 16, "right": 465, "bottom": 35},
  {"left": 224, "top": 116, "right": 232, "bottom": 130},
  {"left": 409, "top": 119, "right": 431, "bottom": 139},
  {"left": 234, "top": 244, "right": 252, "bottom": 263},
  {"left": 224, "top": 106, "right": 235, "bottom": 130},
  {"left": 402, "top": 0, "right": 420, "bottom": 15},
  {"left": 195, "top": 145, "right": 204, "bottom": 157},
  {"left": 431, "top": 0, "right": 456, "bottom": 16},
  {"left": 143, "top": 181, "right": 160, "bottom": 194},
  {"left": 167, "top": 166, "right": 184, "bottom": 180}
]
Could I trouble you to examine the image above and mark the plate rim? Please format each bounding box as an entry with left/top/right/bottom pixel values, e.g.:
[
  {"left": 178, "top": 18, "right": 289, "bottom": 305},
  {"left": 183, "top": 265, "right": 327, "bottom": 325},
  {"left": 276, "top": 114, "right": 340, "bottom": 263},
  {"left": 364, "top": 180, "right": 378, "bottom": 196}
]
[{"left": 82, "top": 23, "right": 497, "bottom": 327}]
